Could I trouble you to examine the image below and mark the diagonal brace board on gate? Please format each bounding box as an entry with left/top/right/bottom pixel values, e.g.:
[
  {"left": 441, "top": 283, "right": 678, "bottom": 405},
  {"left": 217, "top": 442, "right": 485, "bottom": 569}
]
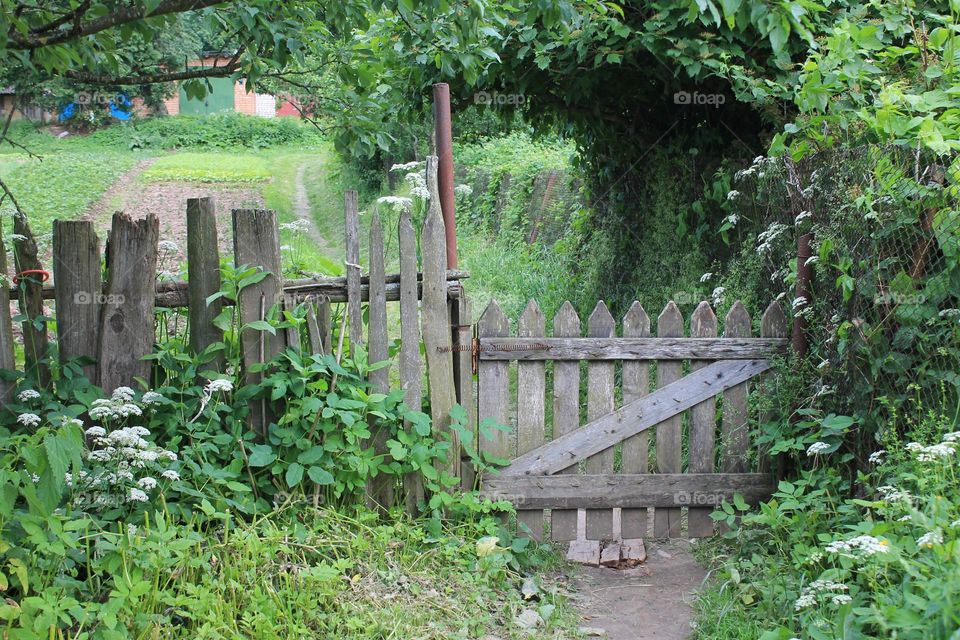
[{"left": 500, "top": 359, "right": 772, "bottom": 477}]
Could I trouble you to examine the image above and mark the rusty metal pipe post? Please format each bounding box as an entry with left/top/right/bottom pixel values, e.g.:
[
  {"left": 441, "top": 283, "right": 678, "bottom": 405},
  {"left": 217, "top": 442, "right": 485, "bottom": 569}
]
[{"left": 433, "top": 83, "right": 458, "bottom": 269}]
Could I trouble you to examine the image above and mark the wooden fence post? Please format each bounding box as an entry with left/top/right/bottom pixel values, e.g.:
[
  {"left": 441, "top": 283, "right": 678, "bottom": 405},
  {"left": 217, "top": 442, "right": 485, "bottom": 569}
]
[
  {"left": 516, "top": 299, "right": 545, "bottom": 539},
  {"left": 422, "top": 157, "right": 459, "bottom": 483},
  {"left": 550, "top": 301, "right": 581, "bottom": 541},
  {"left": 722, "top": 302, "right": 752, "bottom": 473},
  {"left": 233, "top": 208, "right": 284, "bottom": 436},
  {"left": 621, "top": 301, "right": 650, "bottom": 541},
  {"left": 344, "top": 191, "right": 363, "bottom": 354},
  {"left": 13, "top": 214, "right": 50, "bottom": 388},
  {"left": 398, "top": 208, "right": 425, "bottom": 513},
  {"left": 688, "top": 301, "right": 718, "bottom": 537},
  {"left": 366, "top": 211, "right": 393, "bottom": 510},
  {"left": 98, "top": 213, "right": 159, "bottom": 393},
  {"left": 760, "top": 301, "right": 788, "bottom": 475},
  {"left": 585, "top": 301, "right": 616, "bottom": 540},
  {"left": 186, "top": 198, "right": 223, "bottom": 369},
  {"left": 655, "top": 302, "right": 684, "bottom": 537},
  {"left": 53, "top": 220, "right": 100, "bottom": 382}
]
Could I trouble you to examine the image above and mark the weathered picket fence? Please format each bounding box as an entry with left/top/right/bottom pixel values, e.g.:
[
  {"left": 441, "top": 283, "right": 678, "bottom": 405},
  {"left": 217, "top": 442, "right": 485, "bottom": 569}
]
[
  {"left": 0, "top": 157, "right": 472, "bottom": 512},
  {"left": 478, "top": 297, "right": 787, "bottom": 559}
]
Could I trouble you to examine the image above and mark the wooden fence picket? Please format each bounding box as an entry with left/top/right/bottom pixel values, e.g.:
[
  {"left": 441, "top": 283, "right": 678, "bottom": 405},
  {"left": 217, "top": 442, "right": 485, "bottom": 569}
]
[
  {"left": 550, "top": 301, "right": 581, "bottom": 541},
  {"left": 655, "top": 302, "right": 684, "bottom": 537},
  {"left": 344, "top": 190, "right": 363, "bottom": 354},
  {"left": 688, "top": 302, "right": 718, "bottom": 537},
  {"left": 477, "top": 300, "right": 510, "bottom": 463},
  {"left": 98, "top": 213, "right": 159, "bottom": 393},
  {"left": 586, "top": 301, "right": 616, "bottom": 540},
  {"left": 722, "top": 302, "right": 752, "bottom": 473},
  {"left": 759, "top": 302, "right": 788, "bottom": 474},
  {"left": 305, "top": 303, "right": 324, "bottom": 355},
  {"left": 398, "top": 208, "right": 424, "bottom": 513},
  {"left": 454, "top": 294, "right": 476, "bottom": 493},
  {"left": 13, "top": 214, "right": 49, "bottom": 388},
  {"left": 366, "top": 210, "right": 393, "bottom": 510},
  {"left": 421, "top": 157, "right": 459, "bottom": 482},
  {"left": 53, "top": 220, "right": 100, "bottom": 382},
  {"left": 621, "top": 301, "right": 650, "bottom": 539},
  {"left": 233, "top": 208, "right": 284, "bottom": 436},
  {"left": 0, "top": 223, "right": 12, "bottom": 404},
  {"left": 517, "top": 299, "right": 546, "bottom": 539},
  {"left": 186, "top": 198, "right": 223, "bottom": 369}
]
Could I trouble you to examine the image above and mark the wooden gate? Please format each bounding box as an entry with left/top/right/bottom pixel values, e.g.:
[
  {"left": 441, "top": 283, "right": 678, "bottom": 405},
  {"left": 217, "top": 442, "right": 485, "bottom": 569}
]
[{"left": 477, "top": 298, "right": 788, "bottom": 551}]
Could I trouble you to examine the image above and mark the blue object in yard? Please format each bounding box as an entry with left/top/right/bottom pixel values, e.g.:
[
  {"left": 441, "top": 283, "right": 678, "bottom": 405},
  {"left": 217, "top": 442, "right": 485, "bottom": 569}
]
[
  {"left": 109, "top": 94, "right": 132, "bottom": 120},
  {"left": 59, "top": 102, "right": 76, "bottom": 121}
]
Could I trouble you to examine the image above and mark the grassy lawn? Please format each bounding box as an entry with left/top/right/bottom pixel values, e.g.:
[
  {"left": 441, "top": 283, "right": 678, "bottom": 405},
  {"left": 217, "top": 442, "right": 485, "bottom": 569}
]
[{"left": 141, "top": 152, "right": 273, "bottom": 183}]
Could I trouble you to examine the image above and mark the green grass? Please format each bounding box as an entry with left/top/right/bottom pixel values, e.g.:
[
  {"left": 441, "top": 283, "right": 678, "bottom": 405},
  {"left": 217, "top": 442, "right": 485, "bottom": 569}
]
[{"left": 141, "top": 152, "right": 272, "bottom": 183}]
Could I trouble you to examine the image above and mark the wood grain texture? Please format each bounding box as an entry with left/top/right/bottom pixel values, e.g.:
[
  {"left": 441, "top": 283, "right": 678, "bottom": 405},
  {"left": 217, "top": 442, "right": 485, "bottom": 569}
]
[
  {"left": 516, "top": 300, "right": 546, "bottom": 539},
  {"left": 478, "top": 300, "right": 511, "bottom": 461},
  {"left": 655, "top": 302, "right": 684, "bottom": 537},
  {"left": 759, "top": 301, "right": 789, "bottom": 474},
  {"left": 585, "top": 301, "right": 616, "bottom": 539},
  {"left": 317, "top": 298, "right": 332, "bottom": 354},
  {"left": 186, "top": 198, "right": 223, "bottom": 370},
  {"left": 13, "top": 214, "right": 50, "bottom": 388},
  {"left": 366, "top": 211, "right": 393, "bottom": 510},
  {"left": 421, "top": 157, "right": 459, "bottom": 482},
  {"left": 305, "top": 303, "right": 324, "bottom": 355},
  {"left": 621, "top": 301, "right": 650, "bottom": 538},
  {"left": 454, "top": 295, "right": 476, "bottom": 493},
  {"left": 476, "top": 337, "right": 786, "bottom": 360},
  {"left": 398, "top": 208, "right": 424, "bottom": 513},
  {"left": 485, "top": 473, "right": 774, "bottom": 509},
  {"left": 233, "top": 208, "right": 284, "bottom": 436},
  {"left": 722, "top": 302, "right": 752, "bottom": 473},
  {"left": 688, "top": 301, "right": 718, "bottom": 537},
  {"left": 344, "top": 190, "right": 363, "bottom": 353},
  {"left": 550, "top": 302, "right": 581, "bottom": 541},
  {"left": 98, "top": 213, "right": 159, "bottom": 393},
  {"left": 53, "top": 220, "right": 100, "bottom": 382}
]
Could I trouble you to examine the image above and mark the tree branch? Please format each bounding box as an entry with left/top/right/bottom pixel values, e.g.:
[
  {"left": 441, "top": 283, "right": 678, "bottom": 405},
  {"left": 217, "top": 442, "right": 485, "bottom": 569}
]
[
  {"left": 8, "top": 0, "right": 232, "bottom": 50},
  {"left": 64, "top": 61, "right": 241, "bottom": 85}
]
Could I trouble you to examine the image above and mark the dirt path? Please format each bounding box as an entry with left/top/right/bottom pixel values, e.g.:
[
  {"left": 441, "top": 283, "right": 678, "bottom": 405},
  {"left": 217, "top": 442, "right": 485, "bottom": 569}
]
[
  {"left": 567, "top": 540, "right": 706, "bottom": 639},
  {"left": 293, "top": 161, "right": 331, "bottom": 252}
]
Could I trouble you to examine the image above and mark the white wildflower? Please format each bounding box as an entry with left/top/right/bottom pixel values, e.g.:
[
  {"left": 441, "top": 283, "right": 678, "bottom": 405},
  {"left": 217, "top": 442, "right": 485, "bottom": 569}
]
[
  {"left": 141, "top": 391, "right": 164, "bottom": 405},
  {"left": 85, "top": 426, "right": 107, "bottom": 438},
  {"left": 128, "top": 488, "right": 148, "bottom": 503},
  {"left": 158, "top": 240, "right": 180, "bottom": 253},
  {"left": 726, "top": 190, "right": 740, "bottom": 201},
  {"left": 376, "top": 196, "right": 412, "bottom": 211},
  {"left": 137, "top": 477, "right": 157, "bottom": 490},
  {"left": 206, "top": 379, "right": 233, "bottom": 394},
  {"left": 711, "top": 287, "right": 725, "bottom": 305},
  {"left": 17, "top": 389, "right": 40, "bottom": 402},
  {"left": 917, "top": 530, "right": 943, "bottom": 548},
  {"left": 454, "top": 184, "right": 473, "bottom": 197},
  {"left": 389, "top": 160, "right": 424, "bottom": 173},
  {"left": 831, "top": 594, "right": 852, "bottom": 606},
  {"left": 898, "top": 515, "right": 912, "bottom": 522},
  {"left": 792, "top": 296, "right": 808, "bottom": 310},
  {"left": 699, "top": 272, "right": 713, "bottom": 283},
  {"left": 825, "top": 535, "right": 889, "bottom": 556},
  {"left": 112, "top": 387, "right": 136, "bottom": 401},
  {"left": 942, "top": 431, "right": 960, "bottom": 443},
  {"left": 17, "top": 413, "right": 41, "bottom": 428},
  {"left": 868, "top": 450, "right": 886, "bottom": 465},
  {"left": 795, "top": 210, "right": 812, "bottom": 223},
  {"left": 914, "top": 443, "right": 957, "bottom": 462},
  {"left": 806, "top": 441, "right": 831, "bottom": 456},
  {"left": 161, "top": 469, "right": 180, "bottom": 481}
]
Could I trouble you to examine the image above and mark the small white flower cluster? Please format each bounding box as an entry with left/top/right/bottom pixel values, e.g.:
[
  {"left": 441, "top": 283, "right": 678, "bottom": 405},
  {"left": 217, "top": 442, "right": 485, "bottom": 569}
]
[
  {"left": 405, "top": 171, "right": 430, "bottom": 200},
  {"left": 877, "top": 485, "right": 912, "bottom": 503},
  {"left": 795, "top": 580, "right": 849, "bottom": 611},
  {"left": 868, "top": 450, "right": 886, "bottom": 465},
  {"left": 699, "top": 272, "right": 713, "bottom": 283},
  {"left": 917, "top": 529, "right": 943, "bottom": 549},
  {"left": 726, "top": 190, "right": 740, "bottom": 201},
  {"left": 376, "top": 196, "right": 413, "bottom": 211},
  {"left": 206, "top": 379, "right": 233, "bottom": 394},
  {"left": 17, "top": 412, "right": 41, "bottom": 428},
  {"left": 141, "top": 391, "right": 165, "bottom": 405},
  {"left": 794, "top": 210, "right": 812, "bottom": 224},
  {"left": 906, "top": 439, "right": 957, "bottom": 463},
  {"left": 825, "top": 535, "right": 890, "bottom": 557},
  {"left": 734, "top": 155, "right": 779, "bottom": 182},
  {"left": 280, "top": 220, "right": 311, "bottom": 233},
  {"left": 389, "top": 160, "right": 425, "bottom": 173},
  {"left": 942, "top": 432, "right": 960, "bottom": 443},
  {"left": 454, "top": 184, "right": 473, "bottom": 198},
  {"left": 806, "top": 441, "right": 831, "bottom": 457},
  {"left": 17, "top": 389, "right": 40, "bottom": 403},
  {"left": 158, "top": 240, "right": 180, "bottom": 253},
  {"left": 756, "top": 222, "right": 789, "bottom": 255},
  {"left": 711, "top": 287, "right": 725, "bottom": 306}
]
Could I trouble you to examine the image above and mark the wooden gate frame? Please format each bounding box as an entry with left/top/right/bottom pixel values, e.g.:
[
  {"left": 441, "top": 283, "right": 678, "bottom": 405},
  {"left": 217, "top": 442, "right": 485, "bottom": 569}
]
[{"left": 477, "top": 299, "right": 788, "bottom": 542}]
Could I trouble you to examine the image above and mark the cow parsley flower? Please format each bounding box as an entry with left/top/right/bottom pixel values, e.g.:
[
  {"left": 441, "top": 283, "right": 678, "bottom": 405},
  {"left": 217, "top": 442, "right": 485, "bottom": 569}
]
[
  {"left": 825, "top": 535, "right": 889, "bottom": 556},
  {"left": 161, "top": 470, "right": 180, "bottom": 481},
  {"left": 206, "top": 379, "right": 233, "bottom": 394},
  {"left": 795, "top": 580, "right": 848, "bottom": 611},
  {"left": 128, "top": 488, "right": 148, "bottom": 503},
  {"left": 137, "top": 477, "right": 157, "bottom": 490},
  {"left": 17, "top": 413, "right": 41, "bottom": 428},
  {"left": 910, "top": 442, "right": 957, "bottom": 462},
  {"left": 868, "top": 450, "right": 886, "bottom": 465},
  {"left": 17, "top": 389, "right": 40, "bottom": 402},
  {"left": 112, "top": 387, "right": 136, "bottom": 402},
  {"left": 85, "top": 426, "right": 107, "bottom": 438},
  {"left": 141, "top": 391, "right": 164, "bottom": 405},
  {"left": 942, "top": 431, "right": 960, "bottom": 443},
  {"left": 806, "top": 441, "right": 831, "bottom": 456}
]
